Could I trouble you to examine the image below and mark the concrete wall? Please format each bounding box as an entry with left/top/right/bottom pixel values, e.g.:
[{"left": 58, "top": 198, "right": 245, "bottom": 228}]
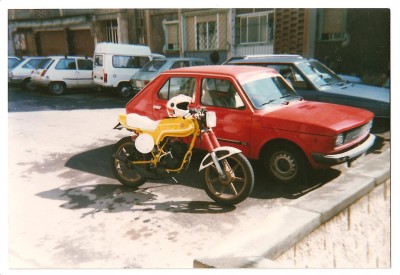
[{"left": 274, "top": 179, "right": 391, "bottom": 268}]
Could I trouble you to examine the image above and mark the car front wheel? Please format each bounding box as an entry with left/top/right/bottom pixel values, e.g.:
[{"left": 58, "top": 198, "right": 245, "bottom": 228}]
[
  {"left": 261, "top": 142, "right": 309, "bottom": 185},
  {"left": 21, "top": 78, "right": 36, "bottom": 91}
]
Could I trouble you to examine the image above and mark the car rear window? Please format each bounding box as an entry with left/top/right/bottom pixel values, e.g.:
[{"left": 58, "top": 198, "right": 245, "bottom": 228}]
[
  {"left": 94, "top": 55, "right": 103, "bottom": 67},
  {"left": 36, "top": 58, "right": 54, "bottom": 69},
  {"left": 22, "top": 59, "right": 44, "bottom": 69}
]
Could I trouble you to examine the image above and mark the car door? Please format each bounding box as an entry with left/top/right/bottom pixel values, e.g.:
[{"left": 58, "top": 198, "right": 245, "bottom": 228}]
[
  {"left": 77, "top": 58, "right": 94, "bottom": 87},
  {"left": 54, "top": 58, "right": 78, "bottom": 87},
  {"left": 197, "top": 77, "right": 252, "bottom": 155},
  {"left": 151, "top": 75, "right": 252, "bottom": 155}
]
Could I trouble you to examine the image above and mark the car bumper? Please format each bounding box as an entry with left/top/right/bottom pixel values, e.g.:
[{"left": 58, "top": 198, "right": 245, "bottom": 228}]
[
  {"left": 8, "top": 77, "right": 24, "bottom": 85},
  {"left": 311, "top": 134, "right": 376, "bottom": 165}
]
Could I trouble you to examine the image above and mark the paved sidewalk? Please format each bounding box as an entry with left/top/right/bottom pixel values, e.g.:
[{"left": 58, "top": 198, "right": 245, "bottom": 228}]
[{"left": 194, "top": 149, "right": 391, "bottom": 268}]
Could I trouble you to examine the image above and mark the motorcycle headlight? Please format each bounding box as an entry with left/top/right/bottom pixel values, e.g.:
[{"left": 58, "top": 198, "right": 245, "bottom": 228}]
[
  {"left": 206, "top": 111, "right": 217, "bottom": 128},
  {"left": 335, "top": 133, "right": 344, "bottom": 147}
]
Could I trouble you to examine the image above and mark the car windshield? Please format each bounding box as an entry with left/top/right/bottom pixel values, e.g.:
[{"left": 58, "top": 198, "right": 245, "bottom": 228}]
[
  {"left": 141, "top": 60, "right": 167, "bottom": 72},
  {"left": 241, "top": 76, "right": 300, "bottom": 109},
  {"left": 297, "top": 60, "right": 343, "bottom": 90}
]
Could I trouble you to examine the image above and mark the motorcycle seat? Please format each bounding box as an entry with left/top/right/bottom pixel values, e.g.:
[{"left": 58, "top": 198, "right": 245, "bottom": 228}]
[{"left": 125, "top": 113, "right": 160, "bottom": 131}]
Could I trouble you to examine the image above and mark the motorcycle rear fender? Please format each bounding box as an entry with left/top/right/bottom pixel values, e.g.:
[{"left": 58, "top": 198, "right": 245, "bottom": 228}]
[{"left": 199, "top": 146, "right": 242, "bottom": 171}]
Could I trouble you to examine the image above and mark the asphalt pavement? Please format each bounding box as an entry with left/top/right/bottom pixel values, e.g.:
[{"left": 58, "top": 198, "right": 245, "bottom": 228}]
[{"left": 6, "top": 87, "right": 391, "bottom": 269}]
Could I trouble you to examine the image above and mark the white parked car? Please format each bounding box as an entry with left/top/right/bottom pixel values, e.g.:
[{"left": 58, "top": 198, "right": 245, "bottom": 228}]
[
  {"left": 8, "top": 56, "right": 23, "bottom": 69},
  {"left": 8, "top": 56, "right": 46, "bottom": 90},
  {"left": 31, "top": 56, "right": 95, "bottom": 95}
]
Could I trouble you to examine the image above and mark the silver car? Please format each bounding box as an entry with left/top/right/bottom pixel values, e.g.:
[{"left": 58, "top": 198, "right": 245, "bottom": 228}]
[
  {"left": 225, "top": 55, "right": 390, "bottom": 118},
  {"left": 130, "top": 57, "right": 207, "bottom": 94}
]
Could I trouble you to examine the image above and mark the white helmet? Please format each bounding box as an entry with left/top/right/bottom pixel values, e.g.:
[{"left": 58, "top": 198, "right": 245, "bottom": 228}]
[{"left": 166, "top": 94, "right": 192, "bottom": 117}]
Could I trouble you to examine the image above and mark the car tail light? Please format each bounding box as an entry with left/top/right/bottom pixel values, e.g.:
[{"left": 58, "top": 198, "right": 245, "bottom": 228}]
[
  {"left": 104, "top": 73, "right": 107, "bottom": 83},
  {"left": 40, "top": 69, "right": 47, "bottom": 77}
]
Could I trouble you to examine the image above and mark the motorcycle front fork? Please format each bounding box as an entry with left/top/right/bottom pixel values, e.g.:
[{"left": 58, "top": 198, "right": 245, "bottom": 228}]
[{"left": 201, "top": 130, "right": 227, "bottom": 181}]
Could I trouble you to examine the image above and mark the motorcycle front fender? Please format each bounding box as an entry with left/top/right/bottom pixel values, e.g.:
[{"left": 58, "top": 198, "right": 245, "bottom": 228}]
[{"left": 199, "top": 146, "right": 242, "bottom": 171}]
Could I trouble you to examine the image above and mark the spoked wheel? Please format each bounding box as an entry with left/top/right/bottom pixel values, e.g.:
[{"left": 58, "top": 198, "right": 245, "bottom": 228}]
[
  {"left": 204, "top": 153, "right": 254, "bottom": 206},
  {"left": 111, "top": 137, "right": 146, "bottom": 187}
]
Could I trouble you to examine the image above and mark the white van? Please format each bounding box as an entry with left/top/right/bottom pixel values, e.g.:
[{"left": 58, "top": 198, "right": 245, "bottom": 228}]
[{"left": 93, "top": 43, "right": 164, "bottom": 97}]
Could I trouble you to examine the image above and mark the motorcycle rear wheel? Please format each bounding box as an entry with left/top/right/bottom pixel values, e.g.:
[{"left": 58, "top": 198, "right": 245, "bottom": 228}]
[
  {"left": 111, "top": 137, "right": 146, "bottom": 187},
  {"left": 204, "top": 153, "right": 254, "bottom": 206}
]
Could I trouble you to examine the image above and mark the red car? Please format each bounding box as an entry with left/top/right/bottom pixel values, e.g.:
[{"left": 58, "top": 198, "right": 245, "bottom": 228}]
[{"left": 125, "top": 65, "right": 375, "bottom": 185}]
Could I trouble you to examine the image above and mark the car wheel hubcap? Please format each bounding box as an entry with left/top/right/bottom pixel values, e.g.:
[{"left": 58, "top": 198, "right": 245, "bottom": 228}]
[
  {"left": 120, "top": 86, "right": 130, "bottom": 97},
  {"left": 52, "top": 84, "right": 62, "bottom": 94},
  {"left": 270, "top": 152, "right": 297, "bottom": 181}
]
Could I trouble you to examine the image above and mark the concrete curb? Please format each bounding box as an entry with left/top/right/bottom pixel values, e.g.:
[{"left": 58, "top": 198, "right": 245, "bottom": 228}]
[{"left": 193, "top": 149, "right": 390, "bottom": 268}]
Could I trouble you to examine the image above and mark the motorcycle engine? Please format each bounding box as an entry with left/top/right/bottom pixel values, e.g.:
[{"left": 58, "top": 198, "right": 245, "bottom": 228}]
[{"left": 158, "top": 139, "right": 189, "bottom": 170}]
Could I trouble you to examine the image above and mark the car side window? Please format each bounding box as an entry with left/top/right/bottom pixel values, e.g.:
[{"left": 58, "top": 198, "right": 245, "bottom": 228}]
[
  {"left": 170, "top": 61, "right": 190, "bottom": 69},
  {"left": 200, "top": 78, "right": 245, "bottom": 109},
  {"left": 192, "top": 61, "right": 206, "bottom": 66},
  {"left": 55, "top": 58, "right": 76, "bottom": 70},
  {"left": 112, "top": 55, "right": 150, "bottom": 69},
  {"left": 77, "top": 59, "right": 93, "bottom": 70},
  {"left": 158, "top": 77, "right": 196, "bottom": 100}
]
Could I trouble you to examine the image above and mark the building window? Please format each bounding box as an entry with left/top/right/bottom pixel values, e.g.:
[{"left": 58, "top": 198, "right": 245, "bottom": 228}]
[
  {"left": 318, "top": 9, "right": 347, "bottom": 41},
  {"left": 137, "top": 10, "right": 145, "bottom": 45},
  {"left": 163, "top": 20, "right": 179, "bottom": 51},
  {"left": 31, "top": 9, "right": 48, "bottom": 19},
  {"left": 183, "top": 11, "right": 227, "bottom": 52},
  {"left": 238, "top": 11, "right": 274, "bottom": 44},
  {"left": 197, "top": 21, "right": 217, "bottom": 50},
  {"left": 13, "top": 33, "right": 27, "bottom": 51},
  {"left": 106, "top": 20, "right": 118, "bottom": 43}
]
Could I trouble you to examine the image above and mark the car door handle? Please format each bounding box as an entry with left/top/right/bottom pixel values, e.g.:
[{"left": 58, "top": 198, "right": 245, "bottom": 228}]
[{"left": 153, "top": 105, "right": 162, "bottom": 110}]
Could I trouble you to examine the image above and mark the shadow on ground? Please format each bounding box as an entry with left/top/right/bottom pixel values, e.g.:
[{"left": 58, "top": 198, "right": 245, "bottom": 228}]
[
  {"left": 63, "top": 143, "right": 341, "bottom": 205},
  {"left": 36, "top": 183, "right": 236, "bottom": 218}
]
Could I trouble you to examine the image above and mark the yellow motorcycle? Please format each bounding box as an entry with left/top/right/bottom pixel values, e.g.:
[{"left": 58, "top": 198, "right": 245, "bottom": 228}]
[{"left": 111, "top": 94, "right": 254, "bottom": 205}]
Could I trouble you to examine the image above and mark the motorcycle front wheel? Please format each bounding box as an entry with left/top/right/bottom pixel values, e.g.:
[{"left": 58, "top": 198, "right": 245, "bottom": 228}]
[
  {"left": 111, "top": 137, "right": 146, "bottom": 187},
  {"left": 204, "top": 153, "right": 254, "bottom": 206}
]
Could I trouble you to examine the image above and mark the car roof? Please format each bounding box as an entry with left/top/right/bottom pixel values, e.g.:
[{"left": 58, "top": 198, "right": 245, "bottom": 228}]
[
  {"left": 45, "top": 55, "right": 92, "bottom": 59},
  {"left": 161, "top": 65, "right": 279, "bottom": 78},
  {"left": 226, "top": 55, "right": 313, "bottom": 65},
  {"left": 155, "top": 57, "right": 206, "bottom": 62}
]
